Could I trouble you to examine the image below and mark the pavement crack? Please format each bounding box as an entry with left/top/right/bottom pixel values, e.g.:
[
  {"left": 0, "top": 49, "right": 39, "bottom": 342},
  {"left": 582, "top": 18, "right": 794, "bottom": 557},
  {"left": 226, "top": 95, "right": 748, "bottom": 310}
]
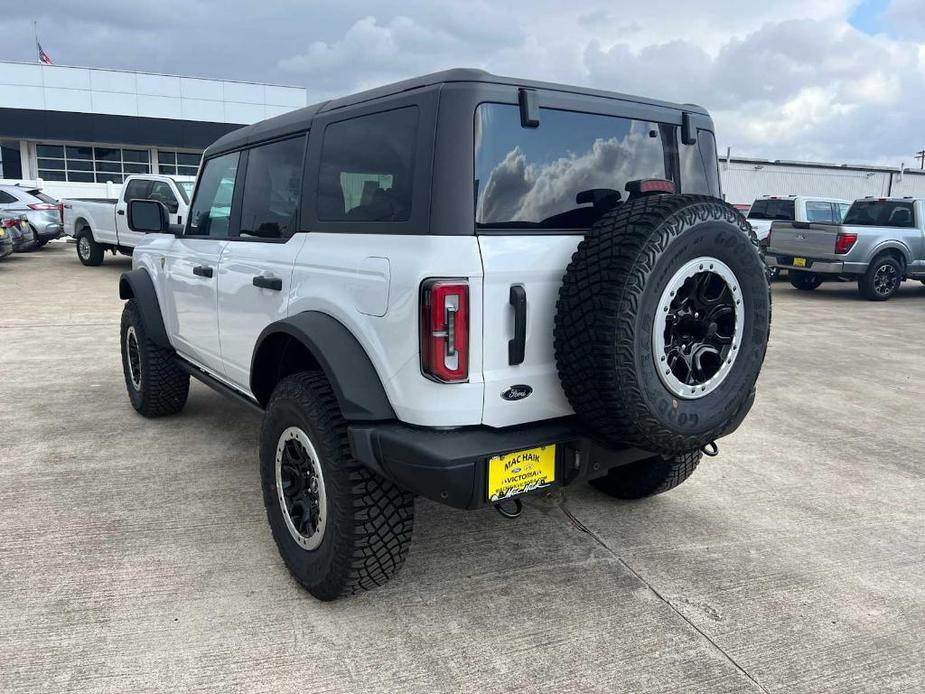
[{"left": 557, "top": 498, "right": 771, "bottom": 694}]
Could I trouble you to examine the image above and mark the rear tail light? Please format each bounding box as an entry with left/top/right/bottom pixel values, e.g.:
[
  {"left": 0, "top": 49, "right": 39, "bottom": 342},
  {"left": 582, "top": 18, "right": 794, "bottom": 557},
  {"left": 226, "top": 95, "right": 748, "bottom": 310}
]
[
  {"left": 420, "top": 279, "right": 469, "bottom": 383},
  {"left": 27, "top": 203, "right": 58, "bottom": 211},
  {"left": 834, "top": 232, "right": 858, "bottom": 254},
  {"left": 1, "top": 218, "right": 15, "bottom": 228},
  {"left": 58, "top": 202, "right": 65, "bottom": 223}
]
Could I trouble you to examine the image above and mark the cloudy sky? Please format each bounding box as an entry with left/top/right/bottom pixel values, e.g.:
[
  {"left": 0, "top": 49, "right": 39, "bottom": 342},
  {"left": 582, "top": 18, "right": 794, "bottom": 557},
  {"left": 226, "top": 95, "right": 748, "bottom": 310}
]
[{"left": 4, "top": 0, "right": 923, "bottom": 165}]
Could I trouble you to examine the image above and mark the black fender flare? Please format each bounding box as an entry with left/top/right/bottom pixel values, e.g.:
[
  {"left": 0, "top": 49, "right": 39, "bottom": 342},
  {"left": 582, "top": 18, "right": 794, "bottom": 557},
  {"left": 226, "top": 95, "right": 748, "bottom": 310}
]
[
  {"left": 118, "top": 269, "right": 170, "bottom": 348},
  {"left": 250, "top": 312, "right": 395, "bottom": 421}
]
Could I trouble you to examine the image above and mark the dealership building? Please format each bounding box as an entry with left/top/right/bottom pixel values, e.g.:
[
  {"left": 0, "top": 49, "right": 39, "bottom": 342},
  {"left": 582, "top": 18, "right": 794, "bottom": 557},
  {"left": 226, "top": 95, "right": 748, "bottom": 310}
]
[{"left": 0, "top": 60, "right": 306, "bottom": 199}]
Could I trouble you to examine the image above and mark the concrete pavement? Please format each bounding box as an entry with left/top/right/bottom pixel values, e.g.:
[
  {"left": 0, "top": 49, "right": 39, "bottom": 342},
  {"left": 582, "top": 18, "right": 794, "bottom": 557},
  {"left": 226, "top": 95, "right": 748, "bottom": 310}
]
[{"left": 1, "top": 242, "right": 923, "bottom": 693}]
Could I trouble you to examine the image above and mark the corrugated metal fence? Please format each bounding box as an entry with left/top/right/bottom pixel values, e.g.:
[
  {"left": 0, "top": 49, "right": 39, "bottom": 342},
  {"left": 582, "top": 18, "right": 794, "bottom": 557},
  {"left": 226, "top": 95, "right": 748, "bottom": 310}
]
[{"left": 721, "top": 159, "right": 925, "bottom": 205}]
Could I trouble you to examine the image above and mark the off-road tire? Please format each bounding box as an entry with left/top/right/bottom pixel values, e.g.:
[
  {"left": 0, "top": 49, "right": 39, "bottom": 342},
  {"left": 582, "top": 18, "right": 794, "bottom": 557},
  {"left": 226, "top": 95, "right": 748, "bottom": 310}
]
[
  {"left": 260, "top": 372, "right": 414, "bottom": 601},
  {"left": 554, "top": 194, "right": 770, "bottom": 454},
  {"left": 789, "top": 271, "right": 823, "bottom": 291},
  {"left": 858, "top": 255, "right": 902, "bottom": 301},
  {"left": 120, "top": 299, "right": 189, "bottom": 417},
  {"left": 590, "top": 450, "right": 702, "bottom": 499},
  {"left": 76, "top": 228, "right": 104, "bottom": 266}
]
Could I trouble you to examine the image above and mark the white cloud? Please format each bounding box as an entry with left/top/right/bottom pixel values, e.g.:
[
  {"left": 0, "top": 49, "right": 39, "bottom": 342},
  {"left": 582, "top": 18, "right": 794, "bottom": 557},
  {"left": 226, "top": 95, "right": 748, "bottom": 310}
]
[{"left": 4, "top": 0, "right": 922, "bottom": 164}]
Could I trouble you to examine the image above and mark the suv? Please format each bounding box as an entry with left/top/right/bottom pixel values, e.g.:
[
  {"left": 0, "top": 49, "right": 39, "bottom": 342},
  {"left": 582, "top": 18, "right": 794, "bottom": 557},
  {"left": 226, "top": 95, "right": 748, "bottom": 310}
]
[
  {"left": 0, "top": 184, "right": 64, "bottom": 250},
  {"left": 118, "top": 69, "right": 771, "bottom": 600}
]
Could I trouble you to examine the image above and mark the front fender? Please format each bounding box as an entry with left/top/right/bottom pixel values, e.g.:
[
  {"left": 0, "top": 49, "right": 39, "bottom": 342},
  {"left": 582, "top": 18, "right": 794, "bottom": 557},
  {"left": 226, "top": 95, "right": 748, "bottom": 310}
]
[
  {"left": 251, "top": 312, "right": 395, "bottom": 421},
  {"left": 119, "top": 269, "right": 170, "bottom": 348}
]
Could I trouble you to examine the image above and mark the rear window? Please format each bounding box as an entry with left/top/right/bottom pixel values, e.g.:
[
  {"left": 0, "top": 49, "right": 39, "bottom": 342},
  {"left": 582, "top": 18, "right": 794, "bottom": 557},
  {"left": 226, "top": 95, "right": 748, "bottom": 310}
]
[
  {"left": 748, "top": 199, "right": 795, "bottom": 221},
  {"left": 843, "top": 200, "right": 915, "bottom": 228},
  {"left": 26, "top": 189, "right": 57, "bottom": 204},
  {"left": 474, "top": 104, "right": 717, "bottom": 230}
]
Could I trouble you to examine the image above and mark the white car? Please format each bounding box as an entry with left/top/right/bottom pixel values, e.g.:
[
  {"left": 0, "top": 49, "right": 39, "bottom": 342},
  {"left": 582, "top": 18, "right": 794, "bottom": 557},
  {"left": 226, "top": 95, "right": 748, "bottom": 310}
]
[
  {"left": 115, "top": 69, "right": 771, "bottom": 601},
  {"left": 62, "top": 175, "right": 195, "bottom": 265},
  {"left": 747, "top": 194, "right": 851, "bottom": 241}
]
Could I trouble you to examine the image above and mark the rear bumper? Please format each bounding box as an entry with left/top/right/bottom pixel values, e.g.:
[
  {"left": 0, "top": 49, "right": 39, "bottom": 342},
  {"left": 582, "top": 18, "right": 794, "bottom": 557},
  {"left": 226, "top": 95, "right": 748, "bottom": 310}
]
[
  {"left": 348, "top": 417, "right": 653, "bottom": 510},
  {"left": 34, "top": 222, "right": 64, "bottom": 240},
  {"left": 767, "top": 254, "right": 868, "bottom": 275}
]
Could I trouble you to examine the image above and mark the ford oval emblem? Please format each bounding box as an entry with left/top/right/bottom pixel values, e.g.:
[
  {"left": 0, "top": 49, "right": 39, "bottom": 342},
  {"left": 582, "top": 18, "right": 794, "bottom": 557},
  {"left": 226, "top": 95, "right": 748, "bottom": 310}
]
[{"left": 502, "top": 385, "right": 533, "bottom": 401}]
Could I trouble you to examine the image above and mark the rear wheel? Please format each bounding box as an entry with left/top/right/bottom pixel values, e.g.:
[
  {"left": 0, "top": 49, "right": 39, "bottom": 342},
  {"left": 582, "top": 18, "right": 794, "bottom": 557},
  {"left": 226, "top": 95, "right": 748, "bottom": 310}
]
[
  {"left": 590, "top": 450, "right": 702, "bottom": 499},
  {"left": 77, "top": 229, "right": 104, "bottom": 266},
  {"left": 858, "top": 256, "right": 902, "bottom": 301},
  {"left": 260, "top": 372, "right": 414, "bottom": 600},
  {"left": 789, "top": 271, "right": 822, "bottom": 291}
]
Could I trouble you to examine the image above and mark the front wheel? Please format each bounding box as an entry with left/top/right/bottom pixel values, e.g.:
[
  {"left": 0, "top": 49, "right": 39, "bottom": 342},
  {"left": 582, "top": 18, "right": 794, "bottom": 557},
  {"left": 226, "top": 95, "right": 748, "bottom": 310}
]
[
  {"left": 590, "top": 450, "right": 703, "bottom": 499},
  {"left": 260, "top": 372, "right": 414, "bottom": 601},
  {"left": 858, "top": 256, "right": 902, "bottom": 301},
  {"left": 789, "top": 271, "right": 823, "bottom": 291},
  {"left": 120, "top": 299, "right": 189, "bottom": 417}
]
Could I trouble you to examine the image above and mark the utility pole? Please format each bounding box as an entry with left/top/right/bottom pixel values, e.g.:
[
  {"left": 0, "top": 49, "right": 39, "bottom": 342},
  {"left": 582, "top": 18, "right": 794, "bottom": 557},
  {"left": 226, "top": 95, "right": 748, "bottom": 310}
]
[{"left": 916, "top": 150, "right": 925, "bottom": 170}]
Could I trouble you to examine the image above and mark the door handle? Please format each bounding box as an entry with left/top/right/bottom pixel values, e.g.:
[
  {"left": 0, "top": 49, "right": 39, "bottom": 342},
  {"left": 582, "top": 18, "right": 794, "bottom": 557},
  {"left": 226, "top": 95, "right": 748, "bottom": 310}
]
[
  {"left": 193, "top": 265, "right": 213, "bottom": 278},
  {"left": 508, "top": 285, "right": 527, "bottom": 365},
  {"left": 117, "top": 210, "right": 125, "bottom": 215},
  {"left": 252, "top": 275, "right": 282, "bottom": 291}
]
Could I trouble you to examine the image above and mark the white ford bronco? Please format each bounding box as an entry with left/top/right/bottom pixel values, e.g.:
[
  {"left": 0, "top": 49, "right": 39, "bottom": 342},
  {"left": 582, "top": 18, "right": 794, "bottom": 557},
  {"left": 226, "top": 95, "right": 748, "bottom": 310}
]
[{"left": 118, "top": 69, "right": 771, "bottom": 600}]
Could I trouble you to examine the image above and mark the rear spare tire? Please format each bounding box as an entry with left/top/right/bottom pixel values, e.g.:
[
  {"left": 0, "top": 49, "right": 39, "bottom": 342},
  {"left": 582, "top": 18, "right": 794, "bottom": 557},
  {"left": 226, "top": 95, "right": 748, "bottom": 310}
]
[{"left": 554, "top": 194, "right": 770, "bottom": 454}]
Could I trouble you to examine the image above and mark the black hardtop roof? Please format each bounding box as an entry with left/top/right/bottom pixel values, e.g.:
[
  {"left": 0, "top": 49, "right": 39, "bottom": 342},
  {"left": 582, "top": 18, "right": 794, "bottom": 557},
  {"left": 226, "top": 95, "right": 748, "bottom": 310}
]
[{"left": 205, "top": 68, "right": 709, "bottom": 157}]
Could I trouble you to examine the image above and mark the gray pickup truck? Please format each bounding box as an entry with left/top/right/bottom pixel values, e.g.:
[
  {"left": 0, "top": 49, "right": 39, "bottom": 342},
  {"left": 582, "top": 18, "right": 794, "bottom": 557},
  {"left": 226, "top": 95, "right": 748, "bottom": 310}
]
[{"left": 766, "top": 197, "right": 925, "bottom": 300}]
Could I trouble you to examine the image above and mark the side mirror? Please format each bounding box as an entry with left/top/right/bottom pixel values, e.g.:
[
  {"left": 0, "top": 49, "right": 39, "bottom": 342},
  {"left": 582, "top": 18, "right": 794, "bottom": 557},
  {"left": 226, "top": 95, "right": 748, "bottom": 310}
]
[{"left": 127, "top": 199, "right": 169, "bottom": 233}]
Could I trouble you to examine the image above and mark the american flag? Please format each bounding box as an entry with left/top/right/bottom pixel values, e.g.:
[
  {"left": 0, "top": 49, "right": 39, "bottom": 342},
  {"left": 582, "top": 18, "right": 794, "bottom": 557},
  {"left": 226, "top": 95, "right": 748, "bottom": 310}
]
[{"left": 38, "top": 42, "right": 52, "bottom": 65}]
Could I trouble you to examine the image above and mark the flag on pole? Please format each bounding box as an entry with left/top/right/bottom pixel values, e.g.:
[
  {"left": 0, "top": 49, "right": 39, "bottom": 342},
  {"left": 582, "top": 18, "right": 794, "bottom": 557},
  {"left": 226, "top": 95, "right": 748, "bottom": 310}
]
[{"left": 38, "top": 42, "right": 52, "bottom": 65}]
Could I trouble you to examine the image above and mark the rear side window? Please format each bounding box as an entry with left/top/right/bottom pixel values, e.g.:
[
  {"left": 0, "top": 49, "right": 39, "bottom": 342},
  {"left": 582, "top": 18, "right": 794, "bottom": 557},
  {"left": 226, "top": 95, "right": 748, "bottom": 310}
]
[
  {"left": 123, "top": 179, "right": 151, "bottom": 202},
  {"left": 317, "top": 108, "right": 418, "bottom": 222},
  {"left": 679, "top": 131, "right": 720, "bottom": 196},
  {"left": 837, "top": 203, "right": 851, "bottom": 221},
  {"left": 475, "top": 104, "right": 686, "bottom": 229},
  {"left": 844, "top": 200, "right": 915, "bottom": 228},
  {"left": 239, "top": 136, "right": 306, "bottom": 240},
  {"left": 0, "top": 190, "right": 17, "bottom": 204},
  {"left": 748, "top": 199, "right": 795, "bottom": 221},
  {"left": 187, "top": 152, "right": 240, "bottom": 238},
  {"left": 805, "top": 201, "right": 835, "bottom": 223}
]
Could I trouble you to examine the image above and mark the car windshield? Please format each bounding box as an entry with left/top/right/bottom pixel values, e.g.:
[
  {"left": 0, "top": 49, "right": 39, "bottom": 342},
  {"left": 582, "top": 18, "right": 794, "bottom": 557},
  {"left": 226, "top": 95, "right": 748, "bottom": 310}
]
[
  {"left": 748, "top": 199, "right": 795, "bottom": 220},
  {"left": 177, "top": 181, "right": 194, "bottom": 204},
  {"left": 843, "top": 200, "right": 915, "bottom": 228}
]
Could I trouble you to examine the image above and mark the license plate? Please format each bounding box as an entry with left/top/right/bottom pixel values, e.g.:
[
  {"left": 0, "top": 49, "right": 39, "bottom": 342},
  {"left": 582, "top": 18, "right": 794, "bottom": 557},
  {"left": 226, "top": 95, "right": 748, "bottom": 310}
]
[
  {"left": 0, "top": 229, "right": 5, "bottom": 238},
  {"left": 793, "top": 257, "right": 807, "bottom": 268},
  {"left": 487, "top": 445, "right": 556, "bottom": 502}
]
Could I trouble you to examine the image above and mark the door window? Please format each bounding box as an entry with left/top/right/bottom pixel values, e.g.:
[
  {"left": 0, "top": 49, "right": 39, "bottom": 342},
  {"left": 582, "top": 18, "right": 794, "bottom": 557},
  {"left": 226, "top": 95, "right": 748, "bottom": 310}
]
[
  {"left": 837, "top": 203, "right": 851, "bottom": 221},
  {"left": 238, "top": 135, "right": 306, "bottom": 240},
  {"left": 317, "top": 107, "right": 418, "bottom": 222},
  {"left": 806, "top": 201, "right": 835, "bottom": 223},
  {"left": 186, "top": 152, "right": 240, "bottom": 238},
  {"left": 149, "top": 181, "right": 179, "bottom": 213},
  {"left": 123, "top": 179, "right": 151, "bottom": 202}
]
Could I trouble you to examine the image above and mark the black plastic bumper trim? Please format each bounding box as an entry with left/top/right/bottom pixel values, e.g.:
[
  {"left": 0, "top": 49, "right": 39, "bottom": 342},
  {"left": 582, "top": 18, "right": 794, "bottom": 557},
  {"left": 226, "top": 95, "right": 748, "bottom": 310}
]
[{"left": 348, "top": 417, "right": 653, "bottom": 510}]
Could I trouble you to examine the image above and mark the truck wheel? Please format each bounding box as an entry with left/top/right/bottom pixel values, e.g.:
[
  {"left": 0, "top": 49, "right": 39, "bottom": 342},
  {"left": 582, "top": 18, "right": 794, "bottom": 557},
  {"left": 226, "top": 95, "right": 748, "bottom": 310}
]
[
  {"left": 789, "top": 271, "right": 822, "bottom": 291},
  {"left": 555, "top": 195, "right": 770, "bottom": 454},
  {"left": 76, "top": 229, "right": 104, "bottom": 266},
  {"left": 120, "top": 299, "right": 189, "bottom": 417},
  {"left": 590, "top": 450, "right": 702, "bottom": 499},
  {"left": 858, "top": 256, "right": 902, "bottom": 301},
  {"left": 260, "top": 372, "right": 414, "bottom": 601}
]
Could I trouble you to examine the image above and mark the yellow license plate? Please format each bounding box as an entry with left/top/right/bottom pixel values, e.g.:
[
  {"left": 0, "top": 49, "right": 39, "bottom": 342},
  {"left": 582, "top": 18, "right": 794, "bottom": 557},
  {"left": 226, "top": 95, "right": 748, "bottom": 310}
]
[
  {"left": 487, "top": 445, "right": 556, "bottom": 502},
  {"left": 793, "top": 257, "right": 807, "bottom": 268}
]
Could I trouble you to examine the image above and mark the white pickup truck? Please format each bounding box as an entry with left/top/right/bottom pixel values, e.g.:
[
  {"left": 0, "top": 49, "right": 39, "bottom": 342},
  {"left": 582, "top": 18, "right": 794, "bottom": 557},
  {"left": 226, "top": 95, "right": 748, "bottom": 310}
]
[
  {"left": 63, "top": 175, "right": 194, "bottom": 266},
  {"left": 747, "top": 195, "right": 852, "bottom": 241}
]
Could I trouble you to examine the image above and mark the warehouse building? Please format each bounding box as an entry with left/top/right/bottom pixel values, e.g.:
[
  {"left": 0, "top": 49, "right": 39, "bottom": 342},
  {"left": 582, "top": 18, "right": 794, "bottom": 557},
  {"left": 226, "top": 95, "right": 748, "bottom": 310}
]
[
  {"left": 721, "top": 156, "right": 925, "bottom": 206},
  {"left": 0, "top": 60, "right": 306, "bottom": 199}
]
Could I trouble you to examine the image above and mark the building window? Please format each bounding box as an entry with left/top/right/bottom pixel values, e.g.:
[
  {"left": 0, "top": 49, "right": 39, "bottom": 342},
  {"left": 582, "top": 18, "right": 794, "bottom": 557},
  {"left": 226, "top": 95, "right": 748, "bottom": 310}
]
[
  {"left": 158, "top": 150, "right": 201, "bottom": 177},
  {"left": 36, "top": 143, "right": 151, "bottom": 184}
]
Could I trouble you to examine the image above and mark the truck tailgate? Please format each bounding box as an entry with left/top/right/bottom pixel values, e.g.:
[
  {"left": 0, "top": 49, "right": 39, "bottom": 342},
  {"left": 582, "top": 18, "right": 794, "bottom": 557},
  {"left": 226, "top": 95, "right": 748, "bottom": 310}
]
[{"left": 768, "top": 222, "right": 840, "bottom": 258}]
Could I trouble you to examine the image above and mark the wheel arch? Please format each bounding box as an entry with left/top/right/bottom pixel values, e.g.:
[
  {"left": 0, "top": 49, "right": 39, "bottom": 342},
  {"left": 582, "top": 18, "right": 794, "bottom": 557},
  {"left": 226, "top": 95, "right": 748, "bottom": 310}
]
[
  {"left": 74, "top": 217, "right": 90, "bottom": 235},
  {"left": 869, "top": 242, "right": 910, "bottom": 269},
  {"left": 251, "top": 312, "right": 395, "bottom": 421},
  {"left": 119, "top": 269, "right": 170, "bottom": 348}
]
